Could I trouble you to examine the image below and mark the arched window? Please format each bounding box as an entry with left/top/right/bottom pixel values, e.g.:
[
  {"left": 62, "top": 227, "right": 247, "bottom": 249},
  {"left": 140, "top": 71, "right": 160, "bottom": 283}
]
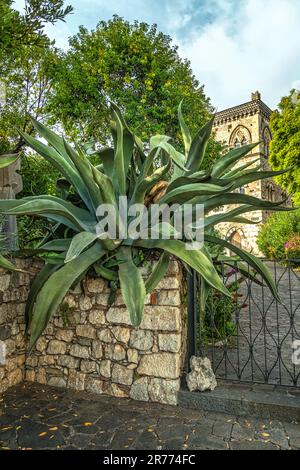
[
  {"left": 263, "top": 127, "right": 272, "bottom": 157},
  {"left": 230, "top": 125, "right": 252, "bottom": 148}
]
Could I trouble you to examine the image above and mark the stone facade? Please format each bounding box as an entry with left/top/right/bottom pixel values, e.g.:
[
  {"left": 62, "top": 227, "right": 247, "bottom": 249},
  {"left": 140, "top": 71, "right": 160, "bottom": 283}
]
[
  {"left": 0, "top": 258, "right": 186, "bottom": 405},
  {"left": 0, "top": 258, "right": 37, "bottom": 393},
  {"left": 213, "top": 91, "right": 289, "bottom": 255}
]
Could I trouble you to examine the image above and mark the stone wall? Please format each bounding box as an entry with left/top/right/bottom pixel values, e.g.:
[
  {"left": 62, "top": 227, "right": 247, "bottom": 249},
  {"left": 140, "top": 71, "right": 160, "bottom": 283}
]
[
  {"left": 0, "top": 258, "right": 38, "bottom": 393},
  {"left": 0, "top": 258, "right": 186, "bottom": 405}
]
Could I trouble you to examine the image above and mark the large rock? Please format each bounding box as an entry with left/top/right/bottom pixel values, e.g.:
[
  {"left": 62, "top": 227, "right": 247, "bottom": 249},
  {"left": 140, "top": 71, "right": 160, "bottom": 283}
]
[{"left": 186, "top": 356, "right": 217, "bottom": 392}]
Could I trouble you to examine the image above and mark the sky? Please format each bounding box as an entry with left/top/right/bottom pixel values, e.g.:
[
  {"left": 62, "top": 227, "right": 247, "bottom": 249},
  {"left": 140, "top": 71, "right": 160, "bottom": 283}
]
[{"left": 13, "top": 0, "right": 300, "bottom": 110}]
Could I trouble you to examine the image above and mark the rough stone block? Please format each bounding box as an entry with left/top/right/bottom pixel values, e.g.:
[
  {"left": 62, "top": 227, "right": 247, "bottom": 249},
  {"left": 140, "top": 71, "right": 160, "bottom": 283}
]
[
  {"left": 70, "top": 344, "right": 90, "bottom": 359},
  {"left": 148, "top": 378, "right": 180, "bottom": 405},
  {"left": 158, "top": 333, "right": 181, "bottom": 352},
  {"left": 80, "top": 360, "right": 97, "bottom": 373},
  {"left": 112, "top": 363, "right": 133, "bottom": 386},
  {"left": 100, "top": 359, "right": 111, "bottom": 378},
  {"left": 89, "top": 309, "right": 106, "bottom": 325},
  {"left": 76, "top": 324, "right": 96, "bottom": 339},
  {"left": 130, "top": 377, "right": 149, "bottom": 402},
  {"left": 111, "top": 326, "right": 130, "bottom": 344},
  {"left": 56, "top": 329, "right": 74, "bottom": 342},
  {"left": 141, "top": 306, "right": 181, "bottom": 331},
  {"left": 47, "top": 340, "right": 67, "bottom": 355},
  {"left": 130, "top": 329, "right": 153, "bottom": 351},
  {"left": 85, "top": 377, "right": 104, "bottom": 394},
  {"left": 48, "top": 376, "right": 67, "bottom": 388},
  {"left": 137, "top": 352, "right": 181, "bottom": 379}
]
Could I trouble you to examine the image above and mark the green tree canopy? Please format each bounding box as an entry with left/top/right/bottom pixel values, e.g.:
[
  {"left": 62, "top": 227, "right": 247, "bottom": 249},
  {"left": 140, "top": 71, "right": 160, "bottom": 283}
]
[
  {"left": 48, "top": 15, "right": 219, "bottom": 159},
  {"left": 0, "top": 0, "right": 72, "bottom": 60},
  {"left": 269, "top": 90, "right": 300, "bottom": 205}
]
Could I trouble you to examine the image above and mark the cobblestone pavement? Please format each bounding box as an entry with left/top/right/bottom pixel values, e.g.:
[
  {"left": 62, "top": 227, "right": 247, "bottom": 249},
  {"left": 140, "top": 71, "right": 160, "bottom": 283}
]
[
  {"left": 203, "top": 263, "right": 300, "bottom": 386},
  {"left": 0, "top": 382, "right": 299, "bottom": 450}
]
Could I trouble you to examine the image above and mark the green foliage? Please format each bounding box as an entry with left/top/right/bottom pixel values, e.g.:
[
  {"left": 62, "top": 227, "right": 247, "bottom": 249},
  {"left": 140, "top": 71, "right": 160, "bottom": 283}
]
[
  {"left": 0, "top": 45, "right": 59, "bottom": 155},
  {"left": 0, "top": 0, "right": 72, "bottom": 63},
  {"left": 0, "top": 103, "right": 288, "bottom": 348},
  {"left": 257, "top": 210, "right": 300, "bottom": 259},
  {"left": 269, "top": 90, "right": 300, "bottom": 205},
  {"left": 284, "top": 234, "right": 300, "bottom": 262},
  {"left": 48, "top": 16, "right": 221, "bottom": 166},
  {"left": 201, "top": 285, "right": 239, "bottom": 343}
]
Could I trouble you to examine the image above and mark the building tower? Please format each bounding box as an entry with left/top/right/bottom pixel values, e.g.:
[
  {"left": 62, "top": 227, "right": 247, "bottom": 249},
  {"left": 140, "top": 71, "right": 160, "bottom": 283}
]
[{"left": 213, "top": 91, "right": 286, "bottom": 254}]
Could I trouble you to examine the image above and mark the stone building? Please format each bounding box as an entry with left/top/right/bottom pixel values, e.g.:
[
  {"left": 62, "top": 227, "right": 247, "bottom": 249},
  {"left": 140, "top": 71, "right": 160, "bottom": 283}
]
[{"left": 213, "top": 91, "right": 287, "bottom": 255}]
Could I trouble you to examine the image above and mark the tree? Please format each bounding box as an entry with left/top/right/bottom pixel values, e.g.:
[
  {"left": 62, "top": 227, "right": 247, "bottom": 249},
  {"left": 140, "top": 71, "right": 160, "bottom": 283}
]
[
  {"left": 269, "top": 90, "right": 300, "bottom": 205},
  {"left": 0, "top": 45, "right": 59, "bottom": 154},
  {"left": 48, "top": 16, "right": 220, "bottom": 162},
  {"left": 0, "top": 0, "right": 73, "bottom": 62}
]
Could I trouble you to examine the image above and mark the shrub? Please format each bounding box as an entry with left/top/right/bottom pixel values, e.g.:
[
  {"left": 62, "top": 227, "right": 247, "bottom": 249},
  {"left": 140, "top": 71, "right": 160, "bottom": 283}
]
[
  {"left": 285, "top": 234, "right": 300, "bottom": 261},
  {"left": 257, "top": 210, "right": 300, "bottom": 259}
]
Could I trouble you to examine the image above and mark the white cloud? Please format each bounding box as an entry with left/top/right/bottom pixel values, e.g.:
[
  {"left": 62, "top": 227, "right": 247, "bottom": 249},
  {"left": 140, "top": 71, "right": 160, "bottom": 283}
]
[
  {"left": 178, "top": 0, "right": 300, "bottom": 109},
  {"left": 11, "top": 0, "right": 300, "bottom": 110}
]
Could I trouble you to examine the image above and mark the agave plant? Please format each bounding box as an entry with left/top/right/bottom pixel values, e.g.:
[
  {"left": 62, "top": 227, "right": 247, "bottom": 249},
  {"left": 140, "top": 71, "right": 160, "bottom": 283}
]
[{"left": 0, "top": 103, "right": 290, "bottom": 349}]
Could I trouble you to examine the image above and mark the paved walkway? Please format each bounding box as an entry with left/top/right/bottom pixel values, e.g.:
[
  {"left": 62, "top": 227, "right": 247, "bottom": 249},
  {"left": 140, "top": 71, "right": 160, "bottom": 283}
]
[{"left": 0, "top": 383, "right": 299, "bottom": 450}]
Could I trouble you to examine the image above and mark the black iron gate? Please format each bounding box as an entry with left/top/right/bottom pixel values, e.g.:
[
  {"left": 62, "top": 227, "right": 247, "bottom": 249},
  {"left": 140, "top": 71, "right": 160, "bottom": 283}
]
[{"left": 187, "top": 259, "right": 300, "bottom": 387}]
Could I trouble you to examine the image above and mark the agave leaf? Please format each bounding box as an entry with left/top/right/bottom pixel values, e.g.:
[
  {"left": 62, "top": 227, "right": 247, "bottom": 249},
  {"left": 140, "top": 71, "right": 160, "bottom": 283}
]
[
  {"left": 212, "top": 143, "right": 258, "bottom": 177},
  {"left": 118, "top": 246, "right": 146, "bottom": 326},
  {"left": 62, "top": 139, "right": 103, "bottom": 211},
  {"left": 65, "top": 233, "right": 102, "bottom": 263},
  {"left": 131, "top": 239, "right": 230, "bottom": 296},
  {"left": 150, "top": 135, "right": 172, "bottom": 150},
  {"left": 159, "top": 182, "right": 233, "bottom": 204},
  {"left": 0, "top": 254, "right": 23, "bottom": 272},
  {"left": 29, "top": 243, "right": 105, "bottom": 349},
  {"left": 110, "top": 102, "right": 135, "bottom": 175},
  {"left": 203, "top": 193, "right": 289, "bottom": 214},
  {"left": 25, "top": 239, "right": 72, "bottom": 254},
  {"left": 111, "top": 108, "right": 126, "bottom": 195},
  {"left": 204, "top": 205, "right": 258, "bottom": 227},
  {"left": 0, "top": 153, "right": 20, "bottom": 169},
  {"left": 178, "top": 100, "right": 192, "bottom": 156},
  {"left": 25, "top": 262, "right": 63, "bottom": 329},
  {"left": 186, "top": 117, "right": 214, "bottom": 172},
  {"left": 224, "top": 168, "right": 289, "bottom": 190},
  {"left": 216, "top": 256, "right": 264, "bottom": 286},
  {"left": 20, "top": 131, "right": 94, "bottom": 213},
  {"left": 205, "top": 234, "right": 280, "bottom": 301},
  {"left": 166, "top": 170, "right": 210, "bottom": 193},
  {"left": 0, "top": 197, "right": 96, "bottom": 232},
  {"left": 94, "top": 263, "right": 118, "bottom": 281},
  {"left": 96, "top": 147, "right": 114, "bottom": 178},
  {"left": 145, "top": 252, "right": 170, "bottom": 294},
  {"left": 159, "top": 141, "right": 187, "bottom": 171},
  {"left": 30, "top": 117, "right": 75, "bottom": 165},
  {"left": 199, "top": 277, "right": 210, "bottom": 316},
  {"left": 222, "top": 157, "right": 261, "bottom": 178}
]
